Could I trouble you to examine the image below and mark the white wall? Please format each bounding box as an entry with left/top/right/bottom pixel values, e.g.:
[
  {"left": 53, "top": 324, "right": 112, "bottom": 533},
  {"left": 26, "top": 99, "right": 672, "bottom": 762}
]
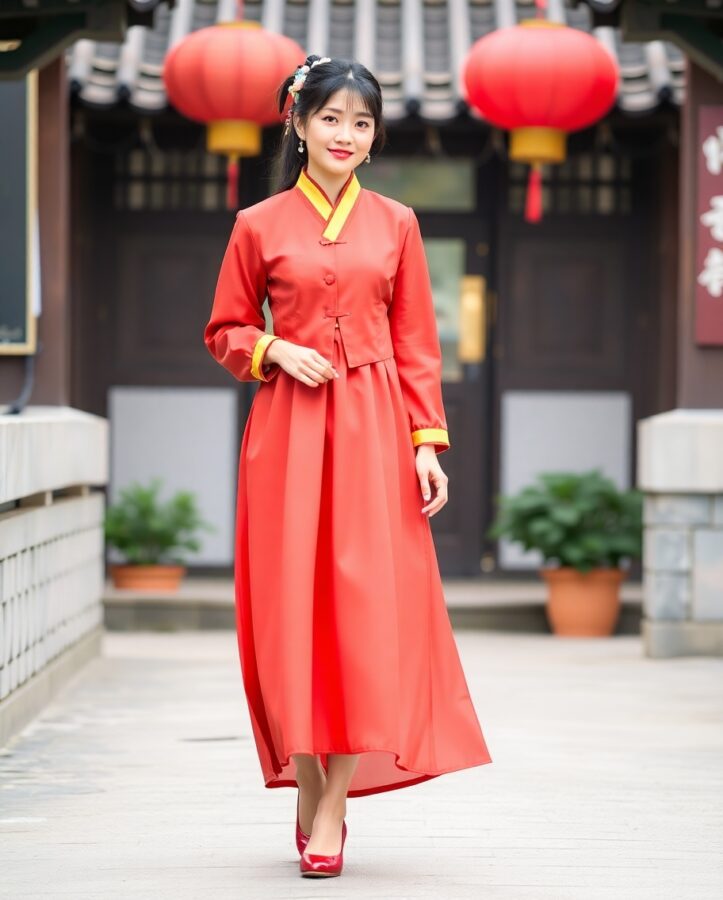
[
  {"left": 108, "top": 387, "right": 237, "bottom": 566},
  {"left": 498, "top": 390, "right": 632, "bottom": 569}
]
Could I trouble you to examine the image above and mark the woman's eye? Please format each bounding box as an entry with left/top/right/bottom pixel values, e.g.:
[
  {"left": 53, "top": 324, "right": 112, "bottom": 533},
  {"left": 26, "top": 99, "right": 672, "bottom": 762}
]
[{"left": 322, "top": 116, "right": 369, "bottom": 127}]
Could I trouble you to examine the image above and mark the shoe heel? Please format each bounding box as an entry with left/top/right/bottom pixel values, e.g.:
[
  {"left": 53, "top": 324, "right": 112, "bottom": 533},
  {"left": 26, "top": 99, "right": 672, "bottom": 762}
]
[
  {"left": 299, "top": 820, "right": 347, "bottom": 877},
  {"left": 295, "top": 792, "right": 310, "bottom": 856}
]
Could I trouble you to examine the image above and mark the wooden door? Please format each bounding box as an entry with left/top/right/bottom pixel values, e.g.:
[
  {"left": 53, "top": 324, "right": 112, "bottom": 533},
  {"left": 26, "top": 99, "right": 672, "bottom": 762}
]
[
  {"left": 489, "top": 151, "right": 659, "bottom": 573},
  {"left": 72, "top": 141, "right": 496, "bottom": 576},
  {"left": 417, "top": 210, "right": 495, "bottom": 575}
]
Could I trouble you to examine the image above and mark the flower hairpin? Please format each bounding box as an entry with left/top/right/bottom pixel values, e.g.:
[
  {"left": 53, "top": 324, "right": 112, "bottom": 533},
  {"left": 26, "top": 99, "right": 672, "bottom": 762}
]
[{"left": 284, "top": 57, "right": 332, "bottom": 136}]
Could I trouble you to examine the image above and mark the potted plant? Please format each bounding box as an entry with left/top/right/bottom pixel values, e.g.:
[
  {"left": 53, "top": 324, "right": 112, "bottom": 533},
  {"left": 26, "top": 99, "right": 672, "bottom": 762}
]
[
  {"left": 104, "top": 478, "right": 214, "bottom": 591},
  {"left": 487, "top": 470, "right": 643, "bottom": 636}
]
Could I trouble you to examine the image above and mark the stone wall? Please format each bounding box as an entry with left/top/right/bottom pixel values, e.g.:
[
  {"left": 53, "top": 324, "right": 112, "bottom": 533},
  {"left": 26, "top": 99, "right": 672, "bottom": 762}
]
[{"left": 638, "top": 410, "right": 723, "bottom": 657}]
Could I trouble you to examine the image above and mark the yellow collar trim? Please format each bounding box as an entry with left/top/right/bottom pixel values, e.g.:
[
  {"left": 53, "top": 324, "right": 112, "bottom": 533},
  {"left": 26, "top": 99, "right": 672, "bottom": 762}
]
[{"left": 296, "top": 167, "right": 361, "bottom": 241}]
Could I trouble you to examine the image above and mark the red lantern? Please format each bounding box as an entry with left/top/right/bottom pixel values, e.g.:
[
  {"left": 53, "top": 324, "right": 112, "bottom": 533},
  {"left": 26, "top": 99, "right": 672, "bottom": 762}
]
[
  {"left": 163, "top": 21, "right": 305, "bottom": 208},
  {"left": 462, "top": 20, "right": 619, "bottom": 222}
]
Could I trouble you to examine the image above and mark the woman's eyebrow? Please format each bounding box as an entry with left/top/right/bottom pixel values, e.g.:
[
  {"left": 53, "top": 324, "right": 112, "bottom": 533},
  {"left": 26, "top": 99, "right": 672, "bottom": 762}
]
[{"left": 322, "top": 107, "right": 374, "bottom": 119}]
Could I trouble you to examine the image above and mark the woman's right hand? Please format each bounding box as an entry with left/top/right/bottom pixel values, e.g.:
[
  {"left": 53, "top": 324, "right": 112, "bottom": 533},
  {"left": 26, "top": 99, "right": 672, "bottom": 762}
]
[{"left": 265, "top": 339, "right": 339, "bottom": 387}]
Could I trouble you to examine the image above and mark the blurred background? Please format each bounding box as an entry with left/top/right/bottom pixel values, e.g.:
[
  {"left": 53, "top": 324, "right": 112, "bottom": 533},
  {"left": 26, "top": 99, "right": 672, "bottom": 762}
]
[{"left": 1, "top": 0, "right": 722, "bottom": 725}]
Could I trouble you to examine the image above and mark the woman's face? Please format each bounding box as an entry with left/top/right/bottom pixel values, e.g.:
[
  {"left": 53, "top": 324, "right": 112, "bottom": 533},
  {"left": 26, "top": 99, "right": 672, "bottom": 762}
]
[{"left": 295, "top": 88, "right": 375, "bottom": 177}]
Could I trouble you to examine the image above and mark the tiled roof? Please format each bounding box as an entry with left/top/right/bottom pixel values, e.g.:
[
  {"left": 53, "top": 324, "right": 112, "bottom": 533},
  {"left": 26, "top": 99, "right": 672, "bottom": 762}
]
[{"left": 67, "top": 0, "right": 685, "bottom": 120}]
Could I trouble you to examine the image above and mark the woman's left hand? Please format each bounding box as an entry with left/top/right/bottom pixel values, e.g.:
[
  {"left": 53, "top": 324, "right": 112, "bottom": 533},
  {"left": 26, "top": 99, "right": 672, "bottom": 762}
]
[{"left": 415, "top": 445, "right": 448, "bottom": 518}]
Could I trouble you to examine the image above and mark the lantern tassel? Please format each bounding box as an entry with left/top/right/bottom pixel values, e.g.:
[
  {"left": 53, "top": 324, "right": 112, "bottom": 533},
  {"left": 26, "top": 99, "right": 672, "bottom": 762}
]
[
  {"left": 525, "top": 163, "right": 543, "bottom": 223},
  {"left": 226, "top": 155, "right": 239, "bottom": 210}
]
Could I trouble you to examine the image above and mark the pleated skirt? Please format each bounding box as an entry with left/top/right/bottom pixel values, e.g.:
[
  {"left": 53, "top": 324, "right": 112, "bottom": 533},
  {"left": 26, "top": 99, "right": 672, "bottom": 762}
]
[{"left": 234, "top": 327, "right": 492, "bottom": 797}]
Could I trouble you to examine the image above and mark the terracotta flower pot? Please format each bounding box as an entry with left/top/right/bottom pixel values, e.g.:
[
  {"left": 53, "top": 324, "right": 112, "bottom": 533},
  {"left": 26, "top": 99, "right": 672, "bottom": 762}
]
[
  {"left": 540, "top": 566, "right": 625, "bottom": 636},
  {"left": 109, "top": 564, "right": 186, "bottom": 592}
]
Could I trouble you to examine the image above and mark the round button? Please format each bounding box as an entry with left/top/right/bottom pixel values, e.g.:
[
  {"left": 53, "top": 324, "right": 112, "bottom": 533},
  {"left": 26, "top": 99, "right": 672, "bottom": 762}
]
[
  {"left": 334, "top": 322, "right": 340, "bottom": 328},
  {"left": 324, "top": 274, "right": 335, "bottom": 284}
]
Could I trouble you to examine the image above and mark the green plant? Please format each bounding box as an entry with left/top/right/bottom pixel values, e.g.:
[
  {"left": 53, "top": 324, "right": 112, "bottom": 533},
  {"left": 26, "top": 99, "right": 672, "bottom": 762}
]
[
  {"left": 104, "top": 478, "right": 214, "bottom": 565},
  {"left": 487, "top": 470, "right": 643, "bottom": 573}
]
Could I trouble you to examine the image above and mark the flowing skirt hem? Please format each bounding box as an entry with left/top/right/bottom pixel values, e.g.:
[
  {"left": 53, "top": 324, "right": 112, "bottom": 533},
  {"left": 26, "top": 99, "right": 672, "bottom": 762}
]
[{"left": 261, "top": 746, "right": 493, "bottom": 798}]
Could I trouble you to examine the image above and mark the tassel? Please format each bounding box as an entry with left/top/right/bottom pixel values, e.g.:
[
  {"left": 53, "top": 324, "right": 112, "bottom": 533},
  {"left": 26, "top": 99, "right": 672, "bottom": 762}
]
[
  {"left": 524, "top": 164, "right": 543, "bottom": 223},
  {"left": 226, "top": 155, "right": 239, "bottom": 210}
]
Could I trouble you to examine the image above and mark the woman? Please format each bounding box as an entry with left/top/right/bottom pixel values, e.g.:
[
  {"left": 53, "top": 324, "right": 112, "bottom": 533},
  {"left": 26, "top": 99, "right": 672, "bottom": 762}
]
[{"left": 204, "top": 55, "right": 492, "bottom": 878}]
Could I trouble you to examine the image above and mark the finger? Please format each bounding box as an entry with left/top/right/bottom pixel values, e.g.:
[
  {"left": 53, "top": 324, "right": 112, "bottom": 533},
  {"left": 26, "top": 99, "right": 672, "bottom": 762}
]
[
  {"left": 423, "top": 495, "right": 447, "bottom": 517},
  {"left": 422, "top": 485, "right": 448, "bottom": 515},
  {"left": 311, "top": 354, "right": 338, "bottom": 377},
  {"left": 422, "top": 472, "right": 445, "bottom": 496},
  {"left": 309, "top": 359, "right": 337, "bottom": 382},
  {"left": 297, "top": 372, "right": 322, "bottom": 387},
  {"left": 296, "top": 361, "right": 328, "bottom": 385},
  {"left": 421, "top": 485, "right": 438, "bottom": 513},
  {"left": 319, "top": 360, "right": 339, "bottom": 379},
  {"left": 300, "top": 363, "right": 329, "bottom": 384},
  {"left": 429, "top": 475, "right": 448, "bottom": 496},
  {"left": 418, "top": 473, "right": 431, "bottom": 501},
  {"left": 422, "top": 494, "right": 443, "bottom": 514}
]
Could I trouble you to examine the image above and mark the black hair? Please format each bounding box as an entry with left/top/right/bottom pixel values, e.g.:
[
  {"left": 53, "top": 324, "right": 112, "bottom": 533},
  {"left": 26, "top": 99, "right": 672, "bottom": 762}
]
[{"left": 270, "top": 54, "right": 387, "bottom": 194}]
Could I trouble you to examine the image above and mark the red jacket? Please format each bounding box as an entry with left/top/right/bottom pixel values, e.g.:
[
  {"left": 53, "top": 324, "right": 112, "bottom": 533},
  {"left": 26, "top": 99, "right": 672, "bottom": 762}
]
[{"left": 204, "top": 165, "right": 449, "bottom": 453}]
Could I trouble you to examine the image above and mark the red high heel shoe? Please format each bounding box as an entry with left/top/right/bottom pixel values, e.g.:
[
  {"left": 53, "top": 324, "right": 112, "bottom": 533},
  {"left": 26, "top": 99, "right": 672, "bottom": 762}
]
[
  {"left": 295, "top": 791, "right": 310, "bottom": 855},
  {"left": 299, "top": 818, "right": 347, "bottom": 877}
]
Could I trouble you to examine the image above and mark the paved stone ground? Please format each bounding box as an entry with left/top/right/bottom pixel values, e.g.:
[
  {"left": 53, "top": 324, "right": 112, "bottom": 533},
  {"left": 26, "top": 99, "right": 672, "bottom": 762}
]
[{"left": 0, "top": 630, "right": 721, "bottom": 899}]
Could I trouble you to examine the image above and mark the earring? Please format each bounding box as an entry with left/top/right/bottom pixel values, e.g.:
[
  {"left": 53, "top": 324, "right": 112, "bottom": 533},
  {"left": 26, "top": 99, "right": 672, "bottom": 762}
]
[
  {"left": 298, "top": 139, "right": 305, "bottom": 154},
  {"left": 365, "top": 152, "right": 371, "bottom": 164}
]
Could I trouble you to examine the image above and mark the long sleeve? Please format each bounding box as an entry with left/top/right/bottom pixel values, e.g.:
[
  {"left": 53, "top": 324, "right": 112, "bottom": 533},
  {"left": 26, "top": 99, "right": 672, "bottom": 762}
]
[
  {"left": 388, "top": 206, "right": 450, "bottom": 454},
  {"left": 204, "top": 210, "right": 281, "bottom": 383}
]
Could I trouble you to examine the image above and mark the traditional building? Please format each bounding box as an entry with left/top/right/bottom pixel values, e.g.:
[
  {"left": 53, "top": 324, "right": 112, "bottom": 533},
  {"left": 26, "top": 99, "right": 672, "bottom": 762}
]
[
  {"left": 1, "top": 3, "right": 719, "bottom": 616},
  {"left": 48, "top": 0, "right": 680, "bottom": 577}
]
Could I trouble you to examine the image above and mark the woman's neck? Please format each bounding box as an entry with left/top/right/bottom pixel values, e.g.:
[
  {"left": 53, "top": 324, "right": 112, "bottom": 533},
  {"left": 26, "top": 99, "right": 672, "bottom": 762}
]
[{"left": 305, "top": 162, "right": 352, "bottom": 207}]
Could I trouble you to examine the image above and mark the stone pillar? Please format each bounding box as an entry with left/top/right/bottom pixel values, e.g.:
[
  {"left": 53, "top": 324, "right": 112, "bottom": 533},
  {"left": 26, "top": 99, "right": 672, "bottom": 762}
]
[{"left": 638, "top": 411, "right": 723, "bottom": 656}]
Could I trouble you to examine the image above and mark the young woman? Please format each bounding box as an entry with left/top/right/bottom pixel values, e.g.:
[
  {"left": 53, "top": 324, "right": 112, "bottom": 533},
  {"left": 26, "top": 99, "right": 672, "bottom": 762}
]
[{"left": 204, "top": 55, "right": 492, "bottom": 878}]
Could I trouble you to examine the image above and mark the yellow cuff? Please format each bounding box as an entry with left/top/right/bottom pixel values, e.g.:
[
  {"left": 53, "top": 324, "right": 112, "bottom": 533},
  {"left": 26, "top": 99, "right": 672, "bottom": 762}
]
[
  {"left": 412, "top": 428, "right": 449, "bottom": 448},
  {"left": 251, "top": 334, "right": 280, "bottom": 381}
]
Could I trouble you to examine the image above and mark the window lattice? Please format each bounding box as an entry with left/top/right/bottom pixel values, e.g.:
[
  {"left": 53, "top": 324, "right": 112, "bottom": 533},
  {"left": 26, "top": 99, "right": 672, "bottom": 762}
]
[
  {"left": 507, "top": 151, "right": 633, "bottom": 216},
  {"left": 113, "top": 147, "right": 228, "bottom": 211}
]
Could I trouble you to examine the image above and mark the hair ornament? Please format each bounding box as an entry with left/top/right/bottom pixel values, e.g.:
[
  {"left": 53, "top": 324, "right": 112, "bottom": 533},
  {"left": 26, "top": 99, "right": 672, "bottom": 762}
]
[{"left": 284, "top": 57, "right": 332, "bottom": 136}]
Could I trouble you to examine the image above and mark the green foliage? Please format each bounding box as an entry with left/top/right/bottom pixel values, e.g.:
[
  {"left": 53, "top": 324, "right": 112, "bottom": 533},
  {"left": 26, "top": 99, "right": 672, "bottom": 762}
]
[
  {"left": 104, "top": 478, "right": 214, "bottom": 565},
  {"left": 487, "top": 470, "right": 643, "bottom": 573}
]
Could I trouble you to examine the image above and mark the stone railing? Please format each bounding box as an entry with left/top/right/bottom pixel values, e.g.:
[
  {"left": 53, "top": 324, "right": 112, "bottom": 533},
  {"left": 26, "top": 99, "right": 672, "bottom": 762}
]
[
  {"left": 638, "top": 409, "right": 723, "bottom": 657},
  {"left": 0, "top": 406, "right": 108, "bottom": 744}
]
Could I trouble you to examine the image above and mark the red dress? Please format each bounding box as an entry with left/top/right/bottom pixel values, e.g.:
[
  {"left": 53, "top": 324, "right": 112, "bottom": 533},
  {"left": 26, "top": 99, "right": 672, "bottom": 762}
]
[{"left": 205, "top": 166, "right": 492, "bottom": 796}]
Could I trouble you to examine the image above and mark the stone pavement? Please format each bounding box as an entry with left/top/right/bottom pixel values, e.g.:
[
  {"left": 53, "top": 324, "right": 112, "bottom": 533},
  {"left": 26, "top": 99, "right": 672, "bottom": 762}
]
[{"left": 0, "top": 630, "right": 721, "bottom": 899}]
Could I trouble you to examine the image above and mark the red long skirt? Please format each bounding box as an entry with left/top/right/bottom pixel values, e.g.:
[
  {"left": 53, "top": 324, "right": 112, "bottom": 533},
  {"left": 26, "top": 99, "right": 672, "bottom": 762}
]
[{"left": 234, "top": 328, "right": 492, "bottom": 797}]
